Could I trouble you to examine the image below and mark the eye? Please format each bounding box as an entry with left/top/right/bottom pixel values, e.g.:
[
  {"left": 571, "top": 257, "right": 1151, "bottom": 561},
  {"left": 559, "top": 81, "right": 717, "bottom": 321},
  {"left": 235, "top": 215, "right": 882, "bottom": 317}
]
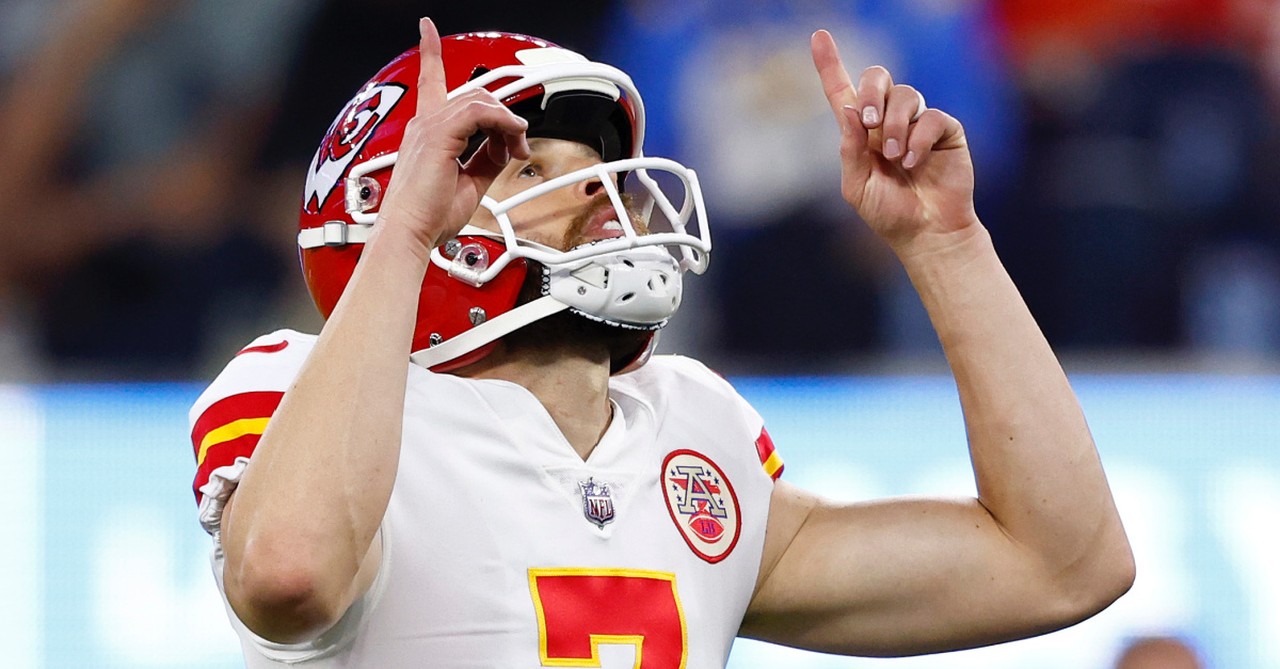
[{"left": 517, "top": 163, "right": 540, "bottom": 178}]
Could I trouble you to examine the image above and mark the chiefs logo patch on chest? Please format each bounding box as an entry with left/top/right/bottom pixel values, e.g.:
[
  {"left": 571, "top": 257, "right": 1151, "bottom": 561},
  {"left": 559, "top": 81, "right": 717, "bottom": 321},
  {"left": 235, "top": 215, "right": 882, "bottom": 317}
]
[{"left": 661, "top": 449, "right": 741, "bottom": 563}]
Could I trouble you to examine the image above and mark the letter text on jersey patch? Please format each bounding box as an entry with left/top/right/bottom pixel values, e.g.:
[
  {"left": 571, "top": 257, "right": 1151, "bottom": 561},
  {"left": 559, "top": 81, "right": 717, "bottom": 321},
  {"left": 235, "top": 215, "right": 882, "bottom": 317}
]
[{"left": 660, "top": 450, "right": 741, "bottom": 563}]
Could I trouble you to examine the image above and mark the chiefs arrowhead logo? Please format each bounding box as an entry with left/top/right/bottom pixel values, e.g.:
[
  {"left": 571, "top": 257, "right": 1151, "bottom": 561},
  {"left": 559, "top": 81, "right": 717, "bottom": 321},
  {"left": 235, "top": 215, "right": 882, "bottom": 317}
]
[
  {"left": 661, "top": 449, "right": 741, "bottom": 563},
  {"left": 304, "top": 83, "right": 407, "bottom": 213}
]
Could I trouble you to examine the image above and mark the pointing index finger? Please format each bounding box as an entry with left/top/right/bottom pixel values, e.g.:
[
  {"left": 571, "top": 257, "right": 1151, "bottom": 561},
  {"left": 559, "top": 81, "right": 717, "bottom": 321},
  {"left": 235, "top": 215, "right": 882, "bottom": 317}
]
[
  {"left": 417, "top": 18, "right": 448, "bottom": 112},
  {"left": 810, "top": 30, "right": 857, "bottom": 122}
]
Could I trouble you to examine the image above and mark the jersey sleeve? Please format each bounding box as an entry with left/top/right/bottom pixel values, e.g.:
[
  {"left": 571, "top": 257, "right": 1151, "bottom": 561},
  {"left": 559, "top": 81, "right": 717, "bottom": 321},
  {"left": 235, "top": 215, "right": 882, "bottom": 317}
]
[
  {"left": 190, "top": 329, "right": 390, "bottom": 660},
  {"left": 644, "top": 355, "right": 785, "bottom": 482},
  {"left": 188, "top": 329, "right": 314, "bottom": 537}
]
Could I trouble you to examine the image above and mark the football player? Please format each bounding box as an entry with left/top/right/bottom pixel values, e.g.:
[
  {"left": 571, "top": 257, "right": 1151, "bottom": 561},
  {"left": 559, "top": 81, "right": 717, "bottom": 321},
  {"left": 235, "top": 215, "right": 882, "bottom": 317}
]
[{"left": 189, "top": 18, "right": 1133, "bottom": 668}]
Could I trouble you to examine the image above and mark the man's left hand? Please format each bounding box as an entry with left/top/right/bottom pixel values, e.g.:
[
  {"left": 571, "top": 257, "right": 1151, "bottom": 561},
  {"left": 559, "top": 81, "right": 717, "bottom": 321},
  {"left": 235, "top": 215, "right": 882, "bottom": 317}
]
[{"left": 811, "top": 30, "right": 979, "bottom": 258}]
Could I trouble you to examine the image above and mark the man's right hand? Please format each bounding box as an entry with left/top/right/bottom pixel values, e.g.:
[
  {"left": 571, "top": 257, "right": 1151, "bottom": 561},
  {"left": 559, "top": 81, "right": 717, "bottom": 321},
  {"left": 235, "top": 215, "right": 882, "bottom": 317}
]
[{"left": 375, "top": 18, "right": 532, "bottom": 260}]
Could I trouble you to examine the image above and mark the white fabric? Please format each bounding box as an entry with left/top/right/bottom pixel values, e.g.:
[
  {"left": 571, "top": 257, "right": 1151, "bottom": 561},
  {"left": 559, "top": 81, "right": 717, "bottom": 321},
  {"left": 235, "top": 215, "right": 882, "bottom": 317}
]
[
  {"left": 190, "top": 329, "right": 775, "bottom": 668},
  {"left": 196, "top": 456, "right": 250, "bottom": 537}
]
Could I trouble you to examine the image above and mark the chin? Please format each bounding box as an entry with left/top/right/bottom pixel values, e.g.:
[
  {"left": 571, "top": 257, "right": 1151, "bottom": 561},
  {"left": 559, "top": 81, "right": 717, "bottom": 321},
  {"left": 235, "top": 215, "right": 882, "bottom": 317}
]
[{"left": 502, "top": 309, "right": 653, "bottom": 372}]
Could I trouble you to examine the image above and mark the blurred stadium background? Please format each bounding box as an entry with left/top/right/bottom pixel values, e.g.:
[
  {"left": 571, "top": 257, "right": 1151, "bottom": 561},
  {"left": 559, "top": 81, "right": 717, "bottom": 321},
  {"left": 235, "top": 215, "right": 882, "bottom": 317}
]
[{"left": 1, "top": 0, "right": 1277, "bottom": 667}]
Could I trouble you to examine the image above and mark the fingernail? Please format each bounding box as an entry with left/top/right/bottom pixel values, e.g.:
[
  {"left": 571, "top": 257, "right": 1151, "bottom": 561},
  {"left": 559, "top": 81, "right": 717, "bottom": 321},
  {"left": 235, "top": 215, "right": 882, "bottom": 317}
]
[
  {"left": 903, "top": 150, "right": 917, "bottom": 169},
  {"left": 884, "top": 138, "right": 901, "bottom": 159},
  {"left": 862, "top": 106, "right": 879, "bottom": 126}
]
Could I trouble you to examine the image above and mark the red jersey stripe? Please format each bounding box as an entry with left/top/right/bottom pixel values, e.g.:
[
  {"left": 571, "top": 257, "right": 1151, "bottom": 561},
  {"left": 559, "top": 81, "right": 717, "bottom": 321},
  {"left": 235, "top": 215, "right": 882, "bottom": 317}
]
[
  {"left": 236, "top": 340, "right": 289, "bottom": 356},
  {"left": 754, "top": 428, "right": 784, "bottom": 480},
  {"left": 190, "top": 391, "right": 285, "bottom": 461},
  {"left": 193, "top": 432, "right": 265, "bottom": 504}
]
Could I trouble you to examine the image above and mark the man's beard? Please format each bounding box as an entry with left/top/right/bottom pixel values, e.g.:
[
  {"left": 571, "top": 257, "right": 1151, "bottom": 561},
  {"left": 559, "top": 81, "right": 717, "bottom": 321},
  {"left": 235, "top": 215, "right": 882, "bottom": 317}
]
[
  {"left": 502, "top": 260, "right": 654, "bottom": 373},
  {"left": 557, "top": 191, "right": 649, "bottom": 251}
]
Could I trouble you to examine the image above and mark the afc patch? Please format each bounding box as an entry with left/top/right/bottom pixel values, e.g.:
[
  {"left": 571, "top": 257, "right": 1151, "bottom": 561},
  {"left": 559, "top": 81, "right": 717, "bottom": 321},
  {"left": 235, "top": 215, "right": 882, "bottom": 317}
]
[{"left": 661, "top": 449, "right": 741, "bottom": 563}]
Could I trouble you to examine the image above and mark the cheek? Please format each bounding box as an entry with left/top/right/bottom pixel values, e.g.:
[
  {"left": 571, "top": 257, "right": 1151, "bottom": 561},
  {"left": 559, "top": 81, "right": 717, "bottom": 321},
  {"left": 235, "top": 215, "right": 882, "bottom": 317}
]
[{"left": 508, "top": 200, "right": 576, "bottom": 238}]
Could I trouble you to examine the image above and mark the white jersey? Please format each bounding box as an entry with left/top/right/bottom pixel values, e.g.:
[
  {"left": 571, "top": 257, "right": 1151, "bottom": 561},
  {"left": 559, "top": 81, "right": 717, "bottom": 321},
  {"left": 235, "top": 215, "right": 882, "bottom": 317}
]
[{"left": 189, "top": 329, "right": 785, "bottom": 668}]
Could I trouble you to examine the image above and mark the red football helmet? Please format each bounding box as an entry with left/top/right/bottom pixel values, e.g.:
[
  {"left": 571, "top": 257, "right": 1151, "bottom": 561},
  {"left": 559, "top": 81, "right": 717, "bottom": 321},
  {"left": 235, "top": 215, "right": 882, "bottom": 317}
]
[{"left": 297, "top": 32, "right": 710, "bottom": 373}]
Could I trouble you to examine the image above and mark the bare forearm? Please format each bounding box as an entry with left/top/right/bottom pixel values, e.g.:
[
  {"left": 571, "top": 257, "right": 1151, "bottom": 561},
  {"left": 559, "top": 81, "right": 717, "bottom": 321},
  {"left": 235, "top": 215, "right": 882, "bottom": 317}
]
[
  {"left": 222, "top": 223, "right": 429, "bottom": 625},
  {"left": 749, "top": 43, "right": 1134, "bottom": 651},
  {"left": 899, "top": 224, "right": 1129, "bottom": 581}
]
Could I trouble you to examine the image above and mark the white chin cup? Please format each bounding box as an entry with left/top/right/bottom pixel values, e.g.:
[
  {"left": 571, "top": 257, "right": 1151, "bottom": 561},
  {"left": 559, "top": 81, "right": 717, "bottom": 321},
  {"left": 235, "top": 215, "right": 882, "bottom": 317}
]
[{"left": 546, "top": 246, "right": 682, "bottom": 328}]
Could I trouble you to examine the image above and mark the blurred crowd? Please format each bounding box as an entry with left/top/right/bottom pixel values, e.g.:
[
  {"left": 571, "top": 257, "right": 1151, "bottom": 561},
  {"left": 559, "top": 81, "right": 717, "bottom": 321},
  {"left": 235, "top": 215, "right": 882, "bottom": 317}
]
[{"left": 1, "top": 0, "right": 1278, "bottom": 381}]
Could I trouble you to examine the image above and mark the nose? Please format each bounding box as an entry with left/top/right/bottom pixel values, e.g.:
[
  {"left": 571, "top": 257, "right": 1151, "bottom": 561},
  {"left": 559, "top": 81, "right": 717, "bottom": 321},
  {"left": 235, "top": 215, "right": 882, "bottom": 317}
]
[{"left": 577, "top": 178, "right": 605, "bottom": 200}]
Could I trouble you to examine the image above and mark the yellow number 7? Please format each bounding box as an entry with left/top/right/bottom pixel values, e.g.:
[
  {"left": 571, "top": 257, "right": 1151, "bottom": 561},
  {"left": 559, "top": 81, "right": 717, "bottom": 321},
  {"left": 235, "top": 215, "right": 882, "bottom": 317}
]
[{"left": 528, "top": 568, "right": 688, "bottom": 669}]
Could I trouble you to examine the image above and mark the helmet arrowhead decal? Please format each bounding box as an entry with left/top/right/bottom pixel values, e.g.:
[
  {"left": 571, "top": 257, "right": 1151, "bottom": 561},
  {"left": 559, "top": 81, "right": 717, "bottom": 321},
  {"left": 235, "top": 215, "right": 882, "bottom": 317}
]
[{"left": 304, "top": 83, "right": 407, "bottom": 213}]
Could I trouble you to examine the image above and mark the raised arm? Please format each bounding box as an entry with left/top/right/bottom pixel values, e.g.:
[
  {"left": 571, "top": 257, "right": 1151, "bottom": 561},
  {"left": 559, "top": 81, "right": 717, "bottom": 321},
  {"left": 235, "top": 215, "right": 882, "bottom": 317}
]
[
  {"left": 217, "top": 18, "right": 530, "bottom": 643},
  {"left": 740, "top": 30, "right": 1134, "bottom": 655}
]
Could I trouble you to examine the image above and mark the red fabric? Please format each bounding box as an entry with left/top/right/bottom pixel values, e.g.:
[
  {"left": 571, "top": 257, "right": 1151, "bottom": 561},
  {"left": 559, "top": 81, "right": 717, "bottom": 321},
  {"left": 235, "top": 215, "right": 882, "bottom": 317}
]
[
  {"left": 754, "top": 427, "right": 783, "bottom": 481},
  {"left": 189, "top": 391, "right": 285, "bottom": 503},
  {"left": 193, "top": 432, "right": 265, "bottom": 504},
  {"left": 235, "top": 340, "right": 289, "bottom": 356},
  {"left": 534, "top": 572, "right": 684, "bottom": 668}
]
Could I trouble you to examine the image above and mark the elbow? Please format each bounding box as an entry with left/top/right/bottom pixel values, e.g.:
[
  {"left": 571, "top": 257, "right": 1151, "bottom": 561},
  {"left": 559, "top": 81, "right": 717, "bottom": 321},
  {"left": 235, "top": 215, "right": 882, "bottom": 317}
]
[
  {"left": 1096, "top": 536, "right": 1137, "bottom": 609},
  {"left": 223, "top": 541, "right": 349, "bottom": 643},
  {"left": 1090, "top": 520, "right": 1136, "bottom": 609},
  {"left": 1055, "top": 525, "right": 1137, "bottom": 625},
  {"left": 1079, "top": 549, "right": 1135, "bottom": 618}
]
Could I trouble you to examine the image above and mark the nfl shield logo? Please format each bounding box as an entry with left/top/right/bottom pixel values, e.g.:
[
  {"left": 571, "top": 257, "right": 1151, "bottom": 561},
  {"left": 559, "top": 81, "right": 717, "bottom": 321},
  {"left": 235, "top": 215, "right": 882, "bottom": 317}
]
[{"left": 579, "top": 478, "right": 615, "bottom": 529}]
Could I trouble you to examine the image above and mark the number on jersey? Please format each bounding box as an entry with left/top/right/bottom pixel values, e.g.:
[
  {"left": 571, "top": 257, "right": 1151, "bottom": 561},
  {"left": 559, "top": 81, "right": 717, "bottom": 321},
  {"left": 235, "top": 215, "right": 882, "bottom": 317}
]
[{"left": 528, "top": 568, "right": 687, "bottom": 669}]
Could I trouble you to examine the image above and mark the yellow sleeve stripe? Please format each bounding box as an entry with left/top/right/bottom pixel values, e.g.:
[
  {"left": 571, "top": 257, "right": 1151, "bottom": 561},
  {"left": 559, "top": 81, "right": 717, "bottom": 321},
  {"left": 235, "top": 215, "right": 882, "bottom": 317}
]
[
  {"left": 762, "top": 451, "right": 784, "bottom": 479},
  {"left": 196, "top": 417, "right": 270, "bottom": 465}
]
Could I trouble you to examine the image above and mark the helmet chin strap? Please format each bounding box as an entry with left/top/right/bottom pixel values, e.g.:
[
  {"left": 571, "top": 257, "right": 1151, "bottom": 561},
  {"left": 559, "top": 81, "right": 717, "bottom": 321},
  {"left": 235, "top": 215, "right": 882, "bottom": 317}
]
[
  {"left": 409, "top": 295, "right": 570, "bottom": 370},
  {"left": 411, "top": 244, "right": 681, "bottom": 372}
]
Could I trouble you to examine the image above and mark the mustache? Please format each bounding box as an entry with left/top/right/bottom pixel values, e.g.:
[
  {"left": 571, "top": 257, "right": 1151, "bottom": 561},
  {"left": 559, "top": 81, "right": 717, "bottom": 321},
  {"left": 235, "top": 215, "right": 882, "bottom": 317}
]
[{"left": 561, "top": 192, "right": 649, "bottom": 251}]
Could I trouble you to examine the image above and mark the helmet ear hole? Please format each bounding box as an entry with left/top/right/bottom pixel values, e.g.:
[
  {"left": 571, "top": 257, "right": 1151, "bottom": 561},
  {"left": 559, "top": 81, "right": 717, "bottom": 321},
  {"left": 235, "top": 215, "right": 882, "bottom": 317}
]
[{"left": 345, "top": 176, "right": 383, "bottom": 213}]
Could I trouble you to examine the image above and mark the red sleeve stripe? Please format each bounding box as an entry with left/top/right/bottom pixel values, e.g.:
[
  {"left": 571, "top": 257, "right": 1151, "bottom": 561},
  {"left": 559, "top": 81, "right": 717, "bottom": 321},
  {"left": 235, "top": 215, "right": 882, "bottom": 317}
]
[
  {"left": 236, "top": 340, "right": 289, "bottom": 356},
  {"left": 755, "top": 427, "right": 784, "bottom": 480},
  {"left": 190, "top": 391, "right": 285, "bottom": 504},
  {"left": 190, "top": 391, "right": 285, "bottom": 462},
  {"left": 192, "top": 432, "right": 265, "bottom": 503}
]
